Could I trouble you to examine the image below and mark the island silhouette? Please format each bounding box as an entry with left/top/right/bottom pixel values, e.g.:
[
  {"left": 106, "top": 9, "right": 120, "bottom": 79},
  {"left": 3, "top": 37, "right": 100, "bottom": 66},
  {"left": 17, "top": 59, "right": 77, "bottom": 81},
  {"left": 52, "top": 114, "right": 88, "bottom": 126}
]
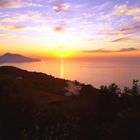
[{"left": 0, "top": 53, "right": 40, "bottom": 63}]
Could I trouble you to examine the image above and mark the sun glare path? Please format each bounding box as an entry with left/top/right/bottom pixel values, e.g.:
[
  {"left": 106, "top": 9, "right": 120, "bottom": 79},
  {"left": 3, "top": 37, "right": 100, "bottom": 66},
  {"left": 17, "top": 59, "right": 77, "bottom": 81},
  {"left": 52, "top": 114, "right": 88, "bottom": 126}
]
[{"left": 60, "top": 59, "right": 64, "bottom": 78}]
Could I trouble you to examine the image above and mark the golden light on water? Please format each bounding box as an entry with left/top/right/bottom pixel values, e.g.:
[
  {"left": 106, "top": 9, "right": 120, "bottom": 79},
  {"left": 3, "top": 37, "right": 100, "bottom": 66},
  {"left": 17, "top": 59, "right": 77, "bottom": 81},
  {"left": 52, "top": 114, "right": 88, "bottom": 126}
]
[{"left": 60, "top": 60, "right": 64, "bottom": 78}]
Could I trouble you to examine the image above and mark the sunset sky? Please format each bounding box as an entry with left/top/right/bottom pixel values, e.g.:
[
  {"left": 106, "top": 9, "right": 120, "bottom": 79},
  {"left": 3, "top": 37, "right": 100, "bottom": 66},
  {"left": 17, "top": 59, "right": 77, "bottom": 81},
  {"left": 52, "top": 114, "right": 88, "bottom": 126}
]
[{"left": 0, "top": 0, "right": 140, "bottom": 59}]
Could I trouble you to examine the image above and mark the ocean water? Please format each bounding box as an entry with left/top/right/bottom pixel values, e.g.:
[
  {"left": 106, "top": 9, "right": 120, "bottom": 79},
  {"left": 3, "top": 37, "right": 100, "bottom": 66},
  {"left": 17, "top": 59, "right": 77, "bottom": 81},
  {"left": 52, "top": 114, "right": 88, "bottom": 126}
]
[{"left": 1, "top": 59, "right": 140, "bottom": 88}]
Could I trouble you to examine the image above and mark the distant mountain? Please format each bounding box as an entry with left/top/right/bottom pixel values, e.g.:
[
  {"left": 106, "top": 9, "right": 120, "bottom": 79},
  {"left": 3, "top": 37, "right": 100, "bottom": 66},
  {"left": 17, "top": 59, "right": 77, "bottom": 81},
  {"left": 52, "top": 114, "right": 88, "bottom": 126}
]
[{"left": 0, "top": 53, "right": 40, "bottom": 63}]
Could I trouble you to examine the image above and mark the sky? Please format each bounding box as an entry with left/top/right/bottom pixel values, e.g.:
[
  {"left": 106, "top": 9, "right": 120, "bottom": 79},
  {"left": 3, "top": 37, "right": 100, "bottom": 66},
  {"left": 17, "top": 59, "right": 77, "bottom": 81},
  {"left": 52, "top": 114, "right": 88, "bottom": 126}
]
[{"left": 0, "top": 0, "right": 140, "bottom": 59}]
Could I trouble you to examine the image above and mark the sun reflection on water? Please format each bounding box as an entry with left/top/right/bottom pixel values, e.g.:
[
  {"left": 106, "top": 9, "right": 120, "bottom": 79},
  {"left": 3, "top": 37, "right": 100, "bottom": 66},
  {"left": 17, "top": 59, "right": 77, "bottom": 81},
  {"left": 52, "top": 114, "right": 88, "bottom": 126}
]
[{"left": 60, "top": 59, "right": 64, "bottom": 79}]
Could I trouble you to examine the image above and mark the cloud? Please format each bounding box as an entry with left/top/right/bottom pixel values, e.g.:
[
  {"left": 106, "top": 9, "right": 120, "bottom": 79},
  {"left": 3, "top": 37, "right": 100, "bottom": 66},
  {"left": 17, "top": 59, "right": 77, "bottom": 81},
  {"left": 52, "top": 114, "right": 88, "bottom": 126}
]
[
  {"left": 111, "top": 37, "right": 131, "bottom": 42},
  {"left": 92, "top": 2, "right": 114, "bottom": 21},
  {"left": 82, "top": 48, "right": 138, "bottom": 53},
  {"left": 27, "top": 12, "right": 43, "bottom": 18},
  {"left": 96, "top": 13, "right": 113, "bottom": 21},
  {"left": 113, "top": 4, "right": 140, "bottom": 16},
  {"left": 0, "top": 0, "right": 22, "bottom": 8},
  {"left": 83, "top": 3, "right": 140, "bottom": 37},
  {"left": 120, "top": 25, "right": 140, "bottom": 32},
  {"left": 47, "top": 0, "right": 55, "bottom": 3},
  {"left": 0, "top": 11, "right": 48, "bottom": 24},
  {"left": 106, "top": 23, "right": 140, "bottom": 38},
  {"left": 0, "top": 0, "right": 43, "bottom": 8},
  {"left": 53, "top": 3, "right": 71, "bottom": 12},
  {"left": 0, "top": 31, "right": 16, "bottom": 38},
  {"left": 0, "top": 31, "right": 10, "bottom": 36},
  {"left": 103, "top": 23, "right": 140, "bottom": 43},
  {"left": 92, "top": 2, "right": 111, "bottom": 11},
  {"left": 1, "top": 13, "right": 29, "bottom": 23},
  {"left": 52, "top": 2, "right": 83, "bottom": 13},
  {"left": 119, "top": 48, "right": 138, "bottom": 52},
  {"left": 95, "top": 3, "right": 140, "bottom": 21},
  {"left": 82, "top": 13, "right": 93, "bottom": 19},
  {"left": 133, "top": 16, "right": 140, "bottom": 22},
  {"left": 116, "top": 23, "right": 140, "bottom": 35},
  {"left": 0, "top": 24, "right": 27, "bottom": 30},
  {"left": 9, "top": 25, "right": 27, "bottom": 30},
  {"left": 53, "top": 26, "right": 64, "bottom": 32}
]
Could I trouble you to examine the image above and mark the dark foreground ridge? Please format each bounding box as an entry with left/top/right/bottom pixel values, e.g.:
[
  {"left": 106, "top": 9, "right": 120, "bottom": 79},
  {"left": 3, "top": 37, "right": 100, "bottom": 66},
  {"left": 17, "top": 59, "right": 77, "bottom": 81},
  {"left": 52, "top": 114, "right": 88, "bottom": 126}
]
[
  {"left": 0, "top": 53, "right": 40, "bottom": 63},
  {"left": 0, "top": 66, "right": 140, "bottom": 140}
]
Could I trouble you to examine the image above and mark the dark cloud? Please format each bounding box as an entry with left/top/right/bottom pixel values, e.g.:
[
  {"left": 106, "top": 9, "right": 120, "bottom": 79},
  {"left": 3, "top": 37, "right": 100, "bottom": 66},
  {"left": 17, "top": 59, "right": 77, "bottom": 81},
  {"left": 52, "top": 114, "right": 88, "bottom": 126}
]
[
  {"left": 0, "top": 0, "right": 15, "bottom": 8},
  {"left": 82, "top": 48, "right": 138, "bottom": 53},
  {"left": 53, "top": 26, "right": 64, "bottom": 32},
  {"left": 53, "top": 3, "right": 71, "bottom": 12},
  {"left": 120, "top": 25, "right": 140, "bottom": 32},
  {"left": 0, "top": 24, "right": 27, "bottom": 30},
  {"left": 83, "top": 49, "right": 112, "bottom": 53},
  {"left": 111, "top": 37, "right": 131, "bottom": 42},
  {"left": 11, "top": 25, "right": 27, "bottom": 30},
  {"left": 119, "top": 48, "right": 138, "bottom": 52},
  {"left": 107, "top": 30, "right": 129, "bottom": 36},
  {"left": 108, "top": 24, "right": 140, "bottom": 37}
]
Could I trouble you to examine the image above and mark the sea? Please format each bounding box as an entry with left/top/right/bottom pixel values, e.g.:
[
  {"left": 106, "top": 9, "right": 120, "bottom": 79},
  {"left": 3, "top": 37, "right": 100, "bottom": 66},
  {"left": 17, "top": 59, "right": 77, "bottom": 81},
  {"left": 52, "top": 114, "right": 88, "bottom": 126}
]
[{"left": 1, "top": 59, "right": 140, "bottom": 89}]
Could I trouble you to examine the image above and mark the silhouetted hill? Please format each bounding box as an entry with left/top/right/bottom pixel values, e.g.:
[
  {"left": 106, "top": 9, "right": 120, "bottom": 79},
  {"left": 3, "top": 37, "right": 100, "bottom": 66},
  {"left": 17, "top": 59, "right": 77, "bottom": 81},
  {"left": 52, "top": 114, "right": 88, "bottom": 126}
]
[
  {"left": 0, "top": 66, "right": 140, "bottom": 140},
  {"left": 0, "top": 53, "right": 40, "bottom": 63},
  {"left": 0, "top": 66, "right": 71, "bottom": 103}
]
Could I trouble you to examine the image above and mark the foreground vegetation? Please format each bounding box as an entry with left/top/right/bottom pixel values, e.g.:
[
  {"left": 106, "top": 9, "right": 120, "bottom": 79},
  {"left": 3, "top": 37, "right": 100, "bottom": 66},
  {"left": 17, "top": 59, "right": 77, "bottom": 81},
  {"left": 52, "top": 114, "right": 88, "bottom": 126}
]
[{"left": 0, "top": 66, "right": 140, "bottom": 140}]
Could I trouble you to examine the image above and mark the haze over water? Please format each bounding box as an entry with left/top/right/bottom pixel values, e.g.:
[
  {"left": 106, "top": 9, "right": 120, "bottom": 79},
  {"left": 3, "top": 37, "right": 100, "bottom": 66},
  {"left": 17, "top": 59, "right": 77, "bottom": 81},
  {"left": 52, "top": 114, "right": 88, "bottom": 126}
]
[{"left": 1, "top": 60, "right": 140, "bottom": 88}]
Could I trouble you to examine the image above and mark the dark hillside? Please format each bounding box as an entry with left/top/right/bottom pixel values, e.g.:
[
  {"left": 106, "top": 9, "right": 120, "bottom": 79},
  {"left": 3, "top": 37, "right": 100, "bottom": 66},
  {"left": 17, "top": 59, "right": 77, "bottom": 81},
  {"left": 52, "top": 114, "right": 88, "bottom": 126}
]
[{"left": 0, "top": 66, "right": 140, "bottom": 140}]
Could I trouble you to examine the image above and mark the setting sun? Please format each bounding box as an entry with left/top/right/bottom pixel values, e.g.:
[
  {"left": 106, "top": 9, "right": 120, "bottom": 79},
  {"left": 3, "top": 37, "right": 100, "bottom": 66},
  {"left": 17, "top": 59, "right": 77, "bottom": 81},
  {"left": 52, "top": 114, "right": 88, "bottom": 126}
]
[
  {"left": 50, "top": 50, "right": 77, "bottom": 59},
  {"left": 60, "top": 53, "right": 65, "bottom": 58}
]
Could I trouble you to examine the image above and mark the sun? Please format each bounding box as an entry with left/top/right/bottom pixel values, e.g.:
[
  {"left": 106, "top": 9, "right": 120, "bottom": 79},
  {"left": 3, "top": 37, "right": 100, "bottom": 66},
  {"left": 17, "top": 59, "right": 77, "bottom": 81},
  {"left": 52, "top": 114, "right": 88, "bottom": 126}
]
[
  {"left": 51, "top": 50, "right": 76, "bottom": 58},
  {"left": 60, "top": 53, "right": 65, "bottom": 58}
]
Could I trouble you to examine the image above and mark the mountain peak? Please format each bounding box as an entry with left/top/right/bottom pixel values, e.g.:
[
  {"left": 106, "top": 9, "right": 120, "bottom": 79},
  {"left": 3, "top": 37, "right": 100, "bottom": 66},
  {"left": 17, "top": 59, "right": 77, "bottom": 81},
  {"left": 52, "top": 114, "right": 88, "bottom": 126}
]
[
  {"left": 0, "top": 52, "right": 40, "bottom": 63},
  {"left": 3, "top": 52, "right": 21, "bottom": 57}
]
